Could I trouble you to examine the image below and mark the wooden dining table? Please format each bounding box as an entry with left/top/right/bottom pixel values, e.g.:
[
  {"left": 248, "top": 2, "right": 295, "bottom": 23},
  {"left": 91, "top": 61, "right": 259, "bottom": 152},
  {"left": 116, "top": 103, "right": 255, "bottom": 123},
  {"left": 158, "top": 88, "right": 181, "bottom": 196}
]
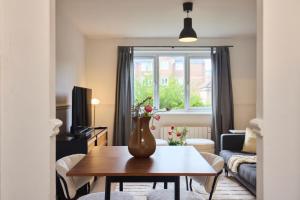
[{"left": 67, "top": 146, "right": 217, "bottom": 200}]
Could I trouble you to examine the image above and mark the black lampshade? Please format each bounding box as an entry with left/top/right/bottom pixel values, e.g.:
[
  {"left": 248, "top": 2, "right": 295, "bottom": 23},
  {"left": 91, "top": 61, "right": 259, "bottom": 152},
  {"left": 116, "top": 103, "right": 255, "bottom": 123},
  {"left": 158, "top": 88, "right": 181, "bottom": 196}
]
[{"left": 179, "top": 17, "right": 197, "bottom": 42}]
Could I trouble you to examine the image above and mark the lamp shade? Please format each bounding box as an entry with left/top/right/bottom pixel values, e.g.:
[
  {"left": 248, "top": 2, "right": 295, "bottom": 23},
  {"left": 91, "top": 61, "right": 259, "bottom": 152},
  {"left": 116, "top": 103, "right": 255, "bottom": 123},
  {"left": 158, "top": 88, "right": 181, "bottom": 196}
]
[
  {"left": 179, "top": 17, "right": 197, "bottom": 42},
  {"left": 91, "top": 98, "right": 100, "bottom": 105}
]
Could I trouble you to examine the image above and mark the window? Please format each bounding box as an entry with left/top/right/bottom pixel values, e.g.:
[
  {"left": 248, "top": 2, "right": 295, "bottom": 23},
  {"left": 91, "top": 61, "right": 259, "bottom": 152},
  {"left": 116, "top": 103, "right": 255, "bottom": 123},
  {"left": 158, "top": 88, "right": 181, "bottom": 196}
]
[
  {"left": 159, "top": 56, "right": 185, "bottom": 110},
  {"left": 134, "top": 50, "right": 212, "bottom": 113},
  {"left": 134, "top": 58, "right": 154, "bottom": 106}
]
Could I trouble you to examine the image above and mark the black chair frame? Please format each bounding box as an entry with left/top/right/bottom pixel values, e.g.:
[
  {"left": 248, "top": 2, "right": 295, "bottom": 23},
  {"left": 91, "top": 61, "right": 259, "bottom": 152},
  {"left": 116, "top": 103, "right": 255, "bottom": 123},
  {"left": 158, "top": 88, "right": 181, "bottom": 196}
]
[
  {"left": 57, "top": 173, "right": 90, "bottom": 200},
  {"left": 189, "top": 170, "right": 223, "bottom": 200}
]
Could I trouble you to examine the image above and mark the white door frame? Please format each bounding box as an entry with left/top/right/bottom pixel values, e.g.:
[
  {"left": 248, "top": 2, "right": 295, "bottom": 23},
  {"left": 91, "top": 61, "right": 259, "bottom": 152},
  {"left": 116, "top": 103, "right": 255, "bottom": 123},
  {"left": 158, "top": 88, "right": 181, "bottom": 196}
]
[
  {"left": 0, "top": 0, "right": 60, "bottom": 199},
  {"left": 0, "top": 0, "right": 3, "bottom": 197},
  {"left": 256, "top": 0, "right": 263, "bottom": 199},
  {"left": 0, "top": 0, "right": 276, "bottom": 199}
]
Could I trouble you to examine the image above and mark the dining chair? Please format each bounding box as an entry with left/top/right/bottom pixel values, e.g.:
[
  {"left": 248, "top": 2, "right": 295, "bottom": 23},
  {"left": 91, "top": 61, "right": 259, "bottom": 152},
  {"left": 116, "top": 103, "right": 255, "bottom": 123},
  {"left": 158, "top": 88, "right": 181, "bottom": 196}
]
[
  {"left": 78, "top": 192, "right": 134, "bottom": 200},
  {"left": 56, "top": 154, "right": 94, "bottom": 200},
  {"left": 189, "top": 152, "right": 224, "bottom": 200}
]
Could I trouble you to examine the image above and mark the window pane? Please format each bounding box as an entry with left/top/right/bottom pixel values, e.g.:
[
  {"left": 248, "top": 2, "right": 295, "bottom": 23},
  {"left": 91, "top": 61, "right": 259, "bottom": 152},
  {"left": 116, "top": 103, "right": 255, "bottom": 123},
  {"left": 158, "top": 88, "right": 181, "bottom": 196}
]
[
  {"left": 159, "top": 56, "right": 185, "bottom": 110},
  {"left": 189, "top": 58, "right": 212, "bottom": 108},
  {"left": 134, "top": 58, "right": 154, "bottom": 105}
]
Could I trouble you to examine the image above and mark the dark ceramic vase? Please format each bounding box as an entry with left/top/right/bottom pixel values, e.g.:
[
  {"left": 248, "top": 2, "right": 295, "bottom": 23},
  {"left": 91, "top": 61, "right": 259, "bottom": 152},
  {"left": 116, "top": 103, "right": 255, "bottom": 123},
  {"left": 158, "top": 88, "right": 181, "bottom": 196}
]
[{"left": 128, "top": 116, "right": 156, "bottom": 158}]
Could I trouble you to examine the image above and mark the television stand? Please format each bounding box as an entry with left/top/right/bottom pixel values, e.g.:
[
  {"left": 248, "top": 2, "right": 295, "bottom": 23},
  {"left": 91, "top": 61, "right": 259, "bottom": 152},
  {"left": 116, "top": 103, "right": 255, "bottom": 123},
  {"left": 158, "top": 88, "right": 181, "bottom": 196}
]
[{"left": 56, "top": 127, "right": 108, "bottom": 160}]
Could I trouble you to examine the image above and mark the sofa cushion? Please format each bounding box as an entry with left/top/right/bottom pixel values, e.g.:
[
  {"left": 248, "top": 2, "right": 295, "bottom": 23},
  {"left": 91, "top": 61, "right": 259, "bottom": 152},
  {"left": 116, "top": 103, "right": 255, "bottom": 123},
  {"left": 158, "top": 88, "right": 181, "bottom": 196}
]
[
  {"left": 238, "top": 163, "right": 256, "bottom": 187},
  {"left": 220, "top": 150, "right": 255, "bottom": 164},
  {"left": 242, "top": 128, "right": 257, "bottom": 153}
]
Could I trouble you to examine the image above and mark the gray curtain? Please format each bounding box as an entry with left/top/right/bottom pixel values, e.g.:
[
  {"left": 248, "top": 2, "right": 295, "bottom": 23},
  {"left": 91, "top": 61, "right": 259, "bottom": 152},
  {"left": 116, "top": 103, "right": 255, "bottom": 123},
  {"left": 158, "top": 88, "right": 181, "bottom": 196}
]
[
  {"left": 211, "top": 47, "right": 234, "bottom": 153},
  {"left": 113, "top": 46, "right": 134, "bottom": 146}
]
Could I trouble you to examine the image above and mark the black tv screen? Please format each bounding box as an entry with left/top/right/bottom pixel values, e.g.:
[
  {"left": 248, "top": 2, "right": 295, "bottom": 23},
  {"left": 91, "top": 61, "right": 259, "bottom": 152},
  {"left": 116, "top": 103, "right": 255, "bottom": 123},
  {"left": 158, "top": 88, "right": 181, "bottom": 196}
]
[{"left": 71, "top": 86, "right": 92, "bottom": 132}]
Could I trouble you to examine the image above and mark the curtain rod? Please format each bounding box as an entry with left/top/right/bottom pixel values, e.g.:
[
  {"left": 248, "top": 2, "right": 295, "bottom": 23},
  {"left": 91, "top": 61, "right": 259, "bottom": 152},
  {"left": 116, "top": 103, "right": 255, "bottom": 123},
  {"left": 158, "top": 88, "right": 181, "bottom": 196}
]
[{"left": 120, "top": 45, "right": 234, "bottom": 48}]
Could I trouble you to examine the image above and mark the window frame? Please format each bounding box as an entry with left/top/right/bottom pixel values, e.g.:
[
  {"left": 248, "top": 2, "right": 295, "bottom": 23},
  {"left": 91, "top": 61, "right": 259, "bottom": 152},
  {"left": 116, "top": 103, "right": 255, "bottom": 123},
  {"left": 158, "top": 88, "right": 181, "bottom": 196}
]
[{"left": 134, "top": 50, "right": 212, "bottom": 113}]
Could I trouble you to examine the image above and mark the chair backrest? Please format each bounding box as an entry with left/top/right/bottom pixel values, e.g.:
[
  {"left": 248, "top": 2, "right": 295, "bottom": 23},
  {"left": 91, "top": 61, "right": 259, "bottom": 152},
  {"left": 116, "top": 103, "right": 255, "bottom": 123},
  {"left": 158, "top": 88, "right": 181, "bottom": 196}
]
[
  {"left": 200, "top": 152, "right": 224, "bottom": 193},
  {"left": 56, "top": 154, "right": 86, "bottom": 199}
]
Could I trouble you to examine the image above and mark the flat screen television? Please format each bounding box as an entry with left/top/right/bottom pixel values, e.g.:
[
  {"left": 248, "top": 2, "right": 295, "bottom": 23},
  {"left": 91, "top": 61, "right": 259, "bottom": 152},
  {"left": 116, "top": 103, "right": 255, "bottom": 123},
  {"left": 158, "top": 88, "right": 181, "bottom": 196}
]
[{"left": 71, "top": 86, "right": 92, "bottom": 133}]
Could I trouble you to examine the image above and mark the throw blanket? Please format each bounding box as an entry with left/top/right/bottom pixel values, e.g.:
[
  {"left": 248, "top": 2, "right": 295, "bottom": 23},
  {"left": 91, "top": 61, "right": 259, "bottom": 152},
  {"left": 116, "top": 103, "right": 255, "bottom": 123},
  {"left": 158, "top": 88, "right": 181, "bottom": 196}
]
[{"left": 227, "top": 155, "right": 257, "bottom": 173}]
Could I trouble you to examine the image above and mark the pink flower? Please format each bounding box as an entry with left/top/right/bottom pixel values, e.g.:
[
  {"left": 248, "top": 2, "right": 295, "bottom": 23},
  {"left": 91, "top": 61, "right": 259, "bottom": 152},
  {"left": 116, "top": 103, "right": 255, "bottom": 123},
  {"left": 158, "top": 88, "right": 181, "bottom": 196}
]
[
  {"left": 144, "top": 105, "right": 153, "bottom": 113},
  {"left": 168, "top": 130, "right": 172, "bottom": 135},
  {"left": 154, "top": 115, "right": 160, "bottom": 121},
  {"left": 150, "top": 125, "right": 156, "bottom": 130},
  {"left": 176, "top": 132, "right": 181, "bottom": 137},
  {"left": 171, "top": 125, "right": 175, "bottom": 130}
]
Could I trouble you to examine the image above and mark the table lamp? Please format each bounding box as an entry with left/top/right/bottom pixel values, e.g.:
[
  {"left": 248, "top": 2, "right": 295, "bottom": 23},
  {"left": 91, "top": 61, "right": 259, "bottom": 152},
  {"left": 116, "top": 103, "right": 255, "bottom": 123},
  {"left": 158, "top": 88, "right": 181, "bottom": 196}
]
[{"left": 91, "top": 98, "right": 100, "bottom": 127}]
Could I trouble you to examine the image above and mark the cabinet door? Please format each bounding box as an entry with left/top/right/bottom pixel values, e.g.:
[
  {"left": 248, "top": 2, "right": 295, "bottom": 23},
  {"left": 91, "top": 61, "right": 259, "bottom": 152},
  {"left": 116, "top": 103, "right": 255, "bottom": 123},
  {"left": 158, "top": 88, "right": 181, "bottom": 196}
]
[
  {"left": 97, "top": 131, "right": 107, "bottom": 146},
  {"left": 87, "top": 137, "right": 97, "bottom": 152}
]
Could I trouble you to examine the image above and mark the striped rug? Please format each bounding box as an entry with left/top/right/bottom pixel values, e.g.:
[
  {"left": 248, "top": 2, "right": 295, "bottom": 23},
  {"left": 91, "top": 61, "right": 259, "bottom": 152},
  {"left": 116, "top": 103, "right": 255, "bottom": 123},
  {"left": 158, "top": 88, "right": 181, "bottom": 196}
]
[{"left": 114, "top": 174, "right": 256, "bottom": 200}]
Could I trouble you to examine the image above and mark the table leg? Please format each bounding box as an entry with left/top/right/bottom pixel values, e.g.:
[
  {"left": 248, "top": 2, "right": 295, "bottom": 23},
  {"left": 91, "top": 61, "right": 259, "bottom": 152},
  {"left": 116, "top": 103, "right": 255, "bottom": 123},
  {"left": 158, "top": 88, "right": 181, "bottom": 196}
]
[
  {"left": 120, "top": 181, "right": 123, "bottom": 191},
  {"left": 174, "top": 176, "right": 180, "bottom": 200},
  {"left": 105, "top": 177, "right": 111, "bottom": 200},
  {"left": 164, "top": 181, "right": 168, "bottom": 189}
]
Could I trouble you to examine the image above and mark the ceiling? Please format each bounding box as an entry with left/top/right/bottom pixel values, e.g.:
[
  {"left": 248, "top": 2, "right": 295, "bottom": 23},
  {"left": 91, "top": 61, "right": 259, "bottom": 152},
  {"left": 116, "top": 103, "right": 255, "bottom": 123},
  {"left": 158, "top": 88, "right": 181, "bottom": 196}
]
[{"left": 58, "top": 0, "right": 256, "bottom": 38}]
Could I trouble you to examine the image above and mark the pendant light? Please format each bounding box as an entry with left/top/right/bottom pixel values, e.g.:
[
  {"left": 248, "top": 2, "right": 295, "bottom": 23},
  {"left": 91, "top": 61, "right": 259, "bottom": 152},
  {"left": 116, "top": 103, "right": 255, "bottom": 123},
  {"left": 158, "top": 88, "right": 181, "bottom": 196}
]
[{"left": 179, "top": 2, "right": 197, "bottom": 42}]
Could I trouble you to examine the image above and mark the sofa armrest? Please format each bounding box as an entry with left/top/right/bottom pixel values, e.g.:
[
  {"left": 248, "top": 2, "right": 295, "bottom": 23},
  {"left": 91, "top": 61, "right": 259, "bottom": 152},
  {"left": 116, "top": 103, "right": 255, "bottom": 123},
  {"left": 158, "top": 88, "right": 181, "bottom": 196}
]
[{"left": 221, "top": 134, "right": 245, "bottom": 151}]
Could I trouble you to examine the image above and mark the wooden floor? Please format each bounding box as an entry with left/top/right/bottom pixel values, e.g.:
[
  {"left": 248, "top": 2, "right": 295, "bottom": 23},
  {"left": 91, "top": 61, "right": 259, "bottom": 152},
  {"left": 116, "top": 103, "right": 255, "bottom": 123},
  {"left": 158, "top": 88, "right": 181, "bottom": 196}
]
[{"left": 91, "top": 173, "right": 256, "bottom": 200}]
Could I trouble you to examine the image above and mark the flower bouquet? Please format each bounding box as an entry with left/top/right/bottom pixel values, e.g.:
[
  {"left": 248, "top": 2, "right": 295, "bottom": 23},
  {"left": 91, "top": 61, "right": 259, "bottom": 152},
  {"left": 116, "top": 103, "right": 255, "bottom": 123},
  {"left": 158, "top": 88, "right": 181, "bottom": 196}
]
[
  {"left": 167, "top": 126, "right": 188, "bottom": 146},
  {"left": 132, "top": 96, "right": 160, "bottom": 130}
]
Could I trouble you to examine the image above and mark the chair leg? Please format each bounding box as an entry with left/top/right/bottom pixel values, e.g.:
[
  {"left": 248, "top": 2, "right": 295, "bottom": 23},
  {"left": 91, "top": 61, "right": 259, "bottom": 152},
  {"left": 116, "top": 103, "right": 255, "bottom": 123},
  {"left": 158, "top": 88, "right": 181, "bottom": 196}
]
[
  {"left": 224, "top": 168, "right": 228, "bottom": 177},
  {"left": 152, "top": 182, "right": 157, "bottom": 189},
  {"left": 164, "top": 182, "right": 168, "bottom": 189},
  {"left": 189, "top": 178, "right": 193, "bottom": 192},
  {"left": 209, "top": 179, "right": 217, "bottom": 200},
  {"left": 57, "top": 173, "right": 72, "bottom": 200},
  {"left": 152, "top": 181, "right": 168, "bottom": 190},
  {"left": 87, "top": 183, "right": 90, "bottom": 193},
  {"left": 119, "top": 182, "right": 123, "bottom": 191},
  {"left": 185, "top": 176, "right": 189, "bottom": 191},
  {"left": 209, "top": 170, "right": 223, "bottom": 200}
]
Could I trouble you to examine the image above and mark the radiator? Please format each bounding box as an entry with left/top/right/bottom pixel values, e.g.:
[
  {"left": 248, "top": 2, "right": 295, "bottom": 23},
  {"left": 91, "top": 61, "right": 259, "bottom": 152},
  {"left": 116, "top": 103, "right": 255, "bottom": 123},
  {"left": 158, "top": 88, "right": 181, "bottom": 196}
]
[{"left": 160, "top": 126, "right": 211, "bottom": 140}]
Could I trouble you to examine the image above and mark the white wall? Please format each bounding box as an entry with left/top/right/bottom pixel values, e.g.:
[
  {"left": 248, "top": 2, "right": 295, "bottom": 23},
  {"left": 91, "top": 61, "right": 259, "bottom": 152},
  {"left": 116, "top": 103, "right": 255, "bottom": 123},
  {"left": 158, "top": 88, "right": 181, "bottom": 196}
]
[
  {"left": 262, "top": 0, "right": 300, "bottom": 199},
  {"left": 85, "top": 37, "right": 256, "bottom": 144},
  {"left": 56, "top": 1, "right": 86, "bottom": 132},
  {"left": 1, "top": 0, "right": 55, "bottom": 199}
]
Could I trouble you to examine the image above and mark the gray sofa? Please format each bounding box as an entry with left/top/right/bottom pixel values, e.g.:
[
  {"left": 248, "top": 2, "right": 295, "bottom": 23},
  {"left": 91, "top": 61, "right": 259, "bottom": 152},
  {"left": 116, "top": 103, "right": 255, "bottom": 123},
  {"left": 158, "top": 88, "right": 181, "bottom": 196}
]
[{"left": 220, "top": 134, "right": 256, "bottom": 196}]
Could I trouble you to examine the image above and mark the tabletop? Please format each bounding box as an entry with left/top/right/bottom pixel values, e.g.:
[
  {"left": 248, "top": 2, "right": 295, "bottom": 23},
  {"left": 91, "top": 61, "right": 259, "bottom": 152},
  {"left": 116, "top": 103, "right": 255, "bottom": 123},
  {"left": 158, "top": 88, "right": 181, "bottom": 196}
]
[{"left": 67, "top": 146, "right": 216, "bottom": 177}]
